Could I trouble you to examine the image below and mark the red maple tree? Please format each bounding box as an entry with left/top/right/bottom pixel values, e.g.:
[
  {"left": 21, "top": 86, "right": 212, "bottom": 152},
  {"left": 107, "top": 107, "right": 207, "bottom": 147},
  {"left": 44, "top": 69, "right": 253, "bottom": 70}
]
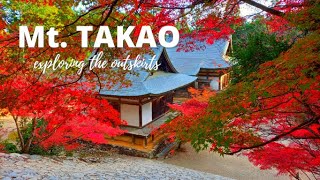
[
  {"left": 159, "top": 7, "right": 320, "bottom": 179},
  {"left": 0, "top": 75, "right": 125, "bottom": 153},
  {"left": 0, "top": 2, "right": 318, "bottom": 178}
]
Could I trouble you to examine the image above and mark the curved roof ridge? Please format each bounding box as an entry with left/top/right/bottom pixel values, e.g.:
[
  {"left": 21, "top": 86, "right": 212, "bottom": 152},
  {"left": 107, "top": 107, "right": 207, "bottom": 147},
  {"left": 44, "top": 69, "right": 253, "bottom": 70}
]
[
  {"left": 165, "top": 37, "right": 231, "bottom": 75},
  {"left": 162, "top": 48, "right": 178, "bottom": 73}
]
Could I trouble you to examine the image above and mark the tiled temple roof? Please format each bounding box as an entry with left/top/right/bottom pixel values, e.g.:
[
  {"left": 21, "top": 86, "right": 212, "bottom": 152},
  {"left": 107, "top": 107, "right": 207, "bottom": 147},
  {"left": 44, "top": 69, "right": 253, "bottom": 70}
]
[
  {"left": 100, "top": 71, "right": 196, "bottom": 96},
  {"left": 100, "top": 38, "right": 230, "bottom": 97},
  {"left": 166, "top": 38, "right": 231, "bottom": 75}
]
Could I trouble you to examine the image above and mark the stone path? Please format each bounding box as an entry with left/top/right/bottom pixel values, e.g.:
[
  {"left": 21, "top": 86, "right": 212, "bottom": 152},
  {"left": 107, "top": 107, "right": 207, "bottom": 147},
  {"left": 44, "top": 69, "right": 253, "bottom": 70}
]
[{"left": 0, "top": 153, "right": 232, "bottom": 180}]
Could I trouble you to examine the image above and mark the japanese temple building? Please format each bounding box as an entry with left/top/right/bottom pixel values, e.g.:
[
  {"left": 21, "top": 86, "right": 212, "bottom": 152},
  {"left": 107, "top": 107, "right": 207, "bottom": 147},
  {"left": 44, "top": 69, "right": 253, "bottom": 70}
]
[
  {"left": 166, "top": 38, "right": 232, "bottom": 90},
  {"left": 99, "top": 38, "right": 231, "bottom": 152},
  {"left": 100, "top": 46, "right": 197, "bottom": 128}
]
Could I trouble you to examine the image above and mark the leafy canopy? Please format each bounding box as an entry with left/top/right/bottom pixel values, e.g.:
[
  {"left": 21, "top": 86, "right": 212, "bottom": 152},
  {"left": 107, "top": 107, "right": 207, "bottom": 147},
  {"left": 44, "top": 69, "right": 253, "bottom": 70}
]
[{"left": 231, "top": 18, "right": 291, "bottom": 83}]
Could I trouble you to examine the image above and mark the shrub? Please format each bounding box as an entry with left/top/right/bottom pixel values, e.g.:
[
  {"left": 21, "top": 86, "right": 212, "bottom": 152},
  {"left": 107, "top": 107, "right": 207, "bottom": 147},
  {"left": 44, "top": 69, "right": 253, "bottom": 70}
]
[{"left": 1, "top": 141, "right": 18, "bottom": 153}]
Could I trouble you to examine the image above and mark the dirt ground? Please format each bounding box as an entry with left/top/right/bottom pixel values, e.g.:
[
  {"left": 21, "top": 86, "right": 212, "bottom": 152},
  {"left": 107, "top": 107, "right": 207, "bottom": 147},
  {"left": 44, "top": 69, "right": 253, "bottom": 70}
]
[
  {"left": 0, "top": 116, "right": 16, "bottom": 141},
  {"left": 160, "top": 143, "right": 289, "bottom": 180}
]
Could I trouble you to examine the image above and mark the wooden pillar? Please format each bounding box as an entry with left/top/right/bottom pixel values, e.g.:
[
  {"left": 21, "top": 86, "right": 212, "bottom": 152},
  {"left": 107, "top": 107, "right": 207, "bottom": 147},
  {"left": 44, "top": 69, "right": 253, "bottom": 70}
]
[
  {"left": 139, "top": 98, "right": 142, "bottom": 127},
  {"left": 219, "top": 75, "right": 222, "bottom": 90},
  {"left": 132, "top": 135, "right": 135, "bottom": 144},
  {"left": 144, "top": 137, "right": 148, "bottom": 148},
  {"left": 195, "top": 81, "right": 199, "bottom": 89}
]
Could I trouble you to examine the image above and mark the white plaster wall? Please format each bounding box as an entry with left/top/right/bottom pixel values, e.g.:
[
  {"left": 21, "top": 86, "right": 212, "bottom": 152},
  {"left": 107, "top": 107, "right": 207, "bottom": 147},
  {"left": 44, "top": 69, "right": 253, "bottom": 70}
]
[
  {"left": 120, "top": 104, "right": 139, "bottom": 127},
  {"left": 142, "top": 102, "right": 152, "bottom": 126},
  {"left": 210, "top": 77, "right": 220, "bottom": 90}
]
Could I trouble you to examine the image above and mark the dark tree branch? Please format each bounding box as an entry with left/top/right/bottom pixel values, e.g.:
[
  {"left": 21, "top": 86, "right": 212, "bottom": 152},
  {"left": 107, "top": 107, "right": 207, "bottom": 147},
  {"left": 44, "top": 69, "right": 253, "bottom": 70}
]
[
  {"left": 145, "top": 0, "right": 285, "bottom": 17},
  {"left": 91, "top": 70, "right": 102, "bottom": 93},
  {"left": 227, "top": 116, "right": 319, "bottom": 155},
  {"left": 240, "top": 0, "right": 285, "bottom": 17},
  {"left": 52, "top": 49, "right": 99, "bottom": 88}
]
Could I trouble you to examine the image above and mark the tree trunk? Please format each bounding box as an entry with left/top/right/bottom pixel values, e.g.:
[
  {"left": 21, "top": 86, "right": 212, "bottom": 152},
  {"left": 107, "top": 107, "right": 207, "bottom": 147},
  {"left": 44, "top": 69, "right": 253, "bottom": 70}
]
[
  {"left": 21, "top": 135, "right": 34, "bottom": 153},
  {"left": 20, "top": 118, "right": 36, "bottom": 154},
  {"left": 12, "top": 115, "right": 25, "bottom": 151}
]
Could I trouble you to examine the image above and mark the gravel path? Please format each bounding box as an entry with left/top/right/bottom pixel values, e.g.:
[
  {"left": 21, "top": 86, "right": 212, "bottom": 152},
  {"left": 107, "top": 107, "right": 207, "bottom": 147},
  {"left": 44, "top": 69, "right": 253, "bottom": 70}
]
[{"left": 0, "top": 153, "right": 232, "bottom": 180}]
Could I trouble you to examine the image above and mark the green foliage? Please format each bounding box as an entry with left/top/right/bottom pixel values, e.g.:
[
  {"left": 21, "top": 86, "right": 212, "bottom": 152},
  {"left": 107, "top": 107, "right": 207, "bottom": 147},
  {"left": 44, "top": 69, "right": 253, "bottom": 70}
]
[
  {"left": 18, "top": 119, "right": 62, "bottom": 155},
  {"left": 28, "top": 144, "right": 64, "bottom": 156},
  {"left": 287, "top": 1, "right": 320, "bottom": 31},
  {"left": 231, "top": 19, "right": 290, "bottom": 84},
  {"left": 65, "top": 150, "right": 74, "bottom": 157},
  {"left": 1, "top": 141, "right": 18, "bottom": 153},
  {"left": 21, "top": 119, "right": 46, "bottom": 145},
  {"left": 2, "top": 1, "right": 76, "bottom": 29}
]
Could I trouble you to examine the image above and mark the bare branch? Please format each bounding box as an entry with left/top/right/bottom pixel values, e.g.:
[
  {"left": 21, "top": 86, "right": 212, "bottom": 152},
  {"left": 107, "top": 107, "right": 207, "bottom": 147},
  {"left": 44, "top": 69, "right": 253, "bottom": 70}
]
[{"left": 240, "top": 0, "right": 285, "bottom": 17}]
